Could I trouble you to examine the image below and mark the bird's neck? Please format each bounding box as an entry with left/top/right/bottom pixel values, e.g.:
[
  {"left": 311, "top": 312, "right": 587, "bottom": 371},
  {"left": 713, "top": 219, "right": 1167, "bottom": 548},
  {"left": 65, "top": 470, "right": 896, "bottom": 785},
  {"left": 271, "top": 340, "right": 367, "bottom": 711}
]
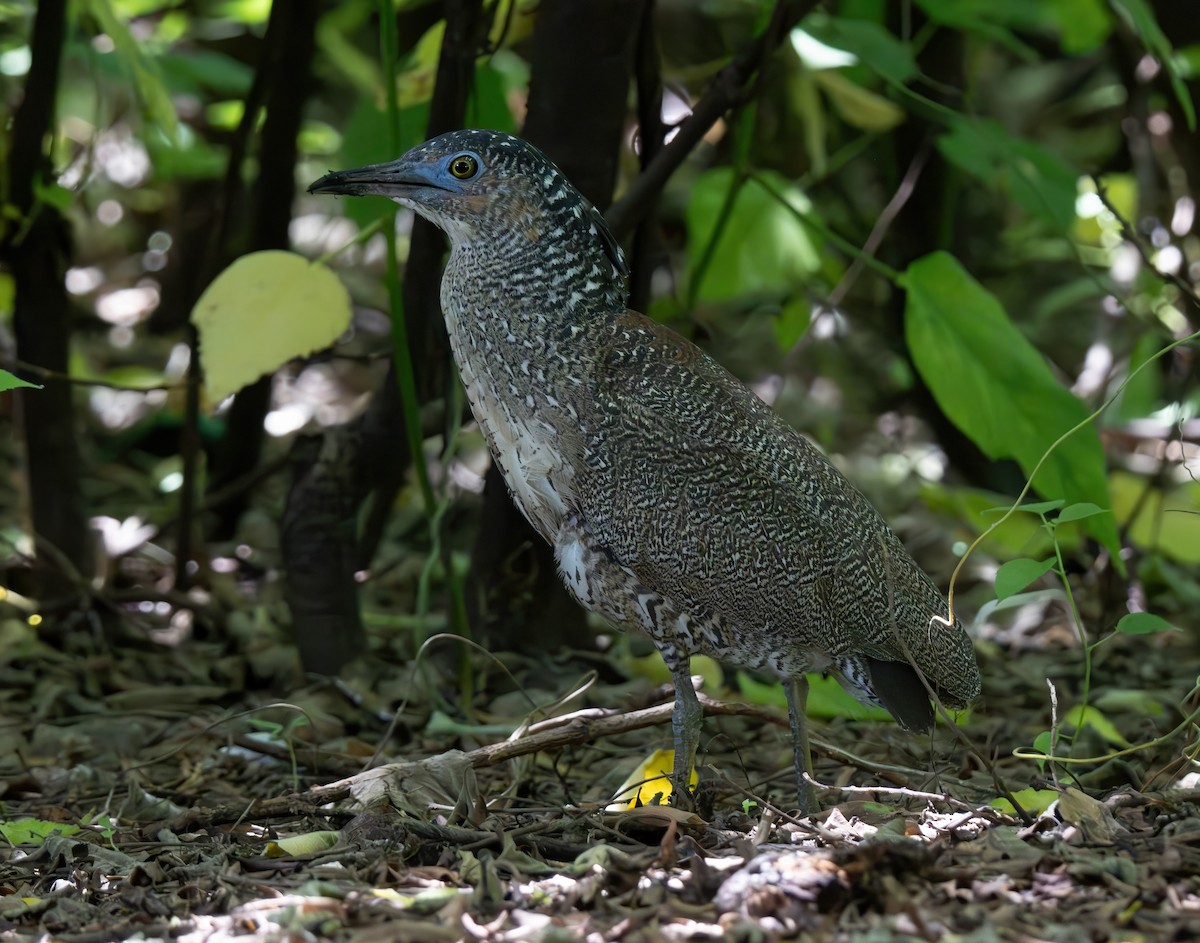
[{"left": 441, "top": 240, "right": 627, "bottom": 351}]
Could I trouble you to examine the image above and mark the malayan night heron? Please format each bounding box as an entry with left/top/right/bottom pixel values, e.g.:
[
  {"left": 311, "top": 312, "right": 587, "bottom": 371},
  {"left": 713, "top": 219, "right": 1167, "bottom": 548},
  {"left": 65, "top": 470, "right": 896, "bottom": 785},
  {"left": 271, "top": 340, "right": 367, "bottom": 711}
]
[{"left": 310, "top": 130, "right": 980, "bottom": 811}]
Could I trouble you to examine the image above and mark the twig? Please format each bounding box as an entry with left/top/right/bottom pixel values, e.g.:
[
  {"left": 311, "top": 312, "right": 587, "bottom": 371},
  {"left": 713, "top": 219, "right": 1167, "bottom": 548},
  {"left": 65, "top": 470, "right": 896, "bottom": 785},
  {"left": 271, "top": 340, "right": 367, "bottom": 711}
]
[
  {"left": 803, "top": 777, "right": 1009, "bottom": 820},
  {"left": 606, "top": 0, "right": 818, "bottom": 238},
  {"left": 465, "top": 697, "right": 707, "bottom": 767},
  {"left": 0, "top": 357, "right": 180, "bottom": 392},
  {"left": 1093, "top": 177, "right": 1200, "bottom": 312},
  {"left": 821, "top": 143, "right": 930, "bottom": 313},
  {"left": 463, "top": 692, "right": 932, "bottom": 780}
]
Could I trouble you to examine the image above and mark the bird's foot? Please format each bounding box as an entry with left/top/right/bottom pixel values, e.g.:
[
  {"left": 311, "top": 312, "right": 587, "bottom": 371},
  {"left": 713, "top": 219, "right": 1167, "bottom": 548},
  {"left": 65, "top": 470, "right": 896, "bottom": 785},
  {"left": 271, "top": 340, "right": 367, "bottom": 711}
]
[
  {"left": 793, "top": 773, "right": 818, "bottom": 818},
  {"left": 669, "top": 773, "right": 695, "bottom": 810}
]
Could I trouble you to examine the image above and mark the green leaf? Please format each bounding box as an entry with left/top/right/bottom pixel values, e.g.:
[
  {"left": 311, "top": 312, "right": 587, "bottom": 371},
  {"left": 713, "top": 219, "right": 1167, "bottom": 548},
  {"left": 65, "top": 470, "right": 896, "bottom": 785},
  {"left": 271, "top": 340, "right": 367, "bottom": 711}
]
[
  {"left": 797, "top": 13, "right": 917, "bottom": 83},
  {"left": 266, "top": 830, "right": 341, "bottom": 857},
  {"left": 0, "top": 817, "right": 81, "bottom": 845},
  {"left": 145, "top": 125, "right": 225, "bottom": 180},
  {"left": 914, "top": 0, "right": 1044, "bottom": 58},
  {"left": 1113, "top": 332, "right": 1164, "bottom": 422},
  {"left": 938, "top": 117, "right": 1078, "bottom": 230},
  {"left": 814, "top": 71, "right": 906, "bottom": 132},
  {"left": 992, "top": 787, "right": 1059, "bottom": 816},
  {"left": 792, "top": 71, "right": 828, "bottom": 174},
  {"left": 737, "top": 671, "right": 892, "bottom": 724},
  {"left": 33, "top": 180, "right": 72, "bottom": 213},
  {"left": 995, "top": 558, "right": 1057, "bottom": 600},
  {"left": 1111, "top": 0, "right": 1196, "bottom": 130},
  {"left": 774, "top": 298, "right": 812, "bottom": 349},
  {"left": 1056, "top": 502, "right": 1109, "bottom": 523},
  {"left": 1063, "top": 704, "right": 1130, "bottom": 747},
  {"left": 0, "top": 369, "right": 41, "bottom": 392},
  {"left": 1178, "top": 44, "right": 1200, "bottom": 80},
  {"left": 1115, "top": 612, "right": 1175, "bottom": 635},
  {"left": 925, "top": 484, "right": 1055, "bottom": 557},
  {"left": 1044, "top": 0, "right": 1112, "bottom": 54},
  {"left": 1110, "top": 471, "right": 1200, "bottom": 564},
  {"left": 85, "top": 0, "right": 179, "bottom": 145},
  {"left": 1092, "top": 688, "right": 1165, "bottom": 716},
  {"left": 465, "top": 62, "right": 518, "bottom": 135},
  {"left": 686, "top": 168, "right": 821, "bottom": 304},
  {"left": 901, "top": 252, "right": 1119, "bottom": 557},
  {"left": 315, "top": 4, "right": 381, "bottom": 95},
  {"left": 984, "top": 499, "right": 1065, "bottom": 517},
  {"left": 158, "top": 48, "right": 254, "bottom": 98},
  {"left": 397, "top": 20, "right": 444, "bottom": 108},
  {"left": 191, "top": 251, "right": 353, "bottom": 403}
]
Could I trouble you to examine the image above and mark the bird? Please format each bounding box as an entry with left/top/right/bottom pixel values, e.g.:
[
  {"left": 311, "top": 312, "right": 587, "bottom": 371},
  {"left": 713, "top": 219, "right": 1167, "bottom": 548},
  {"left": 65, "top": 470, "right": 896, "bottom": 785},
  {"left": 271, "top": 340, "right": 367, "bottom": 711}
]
[{"left": 309, "top": 129, "right": 980, "bottom": 812}]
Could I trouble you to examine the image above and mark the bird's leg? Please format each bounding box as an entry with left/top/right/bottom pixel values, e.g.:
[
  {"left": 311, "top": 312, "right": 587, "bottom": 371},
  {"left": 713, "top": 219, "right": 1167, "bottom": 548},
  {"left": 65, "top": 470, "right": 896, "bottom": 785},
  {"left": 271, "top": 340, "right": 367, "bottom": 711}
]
[
  {"left": 663, "top": 652, "right": 702, "bottom": 806},
  {"left": 785, "top": 676, "right": 817, "bottom": 815}
]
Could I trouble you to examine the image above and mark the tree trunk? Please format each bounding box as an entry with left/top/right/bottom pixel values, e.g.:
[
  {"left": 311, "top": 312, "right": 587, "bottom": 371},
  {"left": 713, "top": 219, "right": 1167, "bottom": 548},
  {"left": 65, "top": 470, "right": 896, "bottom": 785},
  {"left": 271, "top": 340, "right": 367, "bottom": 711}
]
[
  {"left": 466, "top": 0, "right": 642, "bottom": 654},
  {"left": 5, "top": 0, "right": 91, "bottom": 590}
]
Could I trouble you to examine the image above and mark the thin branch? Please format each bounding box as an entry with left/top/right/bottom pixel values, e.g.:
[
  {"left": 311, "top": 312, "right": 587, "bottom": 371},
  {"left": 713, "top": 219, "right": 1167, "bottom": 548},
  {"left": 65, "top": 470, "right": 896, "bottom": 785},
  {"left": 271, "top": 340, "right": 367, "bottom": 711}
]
[
  {"left": 823, "top": 143, "right": 930, "bottom": 312},
  {"left": 1, "top": 358, "right": 179, "bottom": 392},
  {"left": 463, "top": 692, "right": 930, "bottom": 780},
  {"left": 606, "top": 0, "right": 819, "bottom": 239},
  {"left": 1093, "top": 177, "right": 1200, "bottom": 312}
]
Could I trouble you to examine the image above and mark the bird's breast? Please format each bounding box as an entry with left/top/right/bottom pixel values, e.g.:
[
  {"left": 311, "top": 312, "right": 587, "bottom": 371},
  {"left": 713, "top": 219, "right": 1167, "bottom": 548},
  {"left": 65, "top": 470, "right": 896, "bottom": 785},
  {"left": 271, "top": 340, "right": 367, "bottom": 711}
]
[{"left": 443, "top": 302, "right": 576, "bottom": 541}]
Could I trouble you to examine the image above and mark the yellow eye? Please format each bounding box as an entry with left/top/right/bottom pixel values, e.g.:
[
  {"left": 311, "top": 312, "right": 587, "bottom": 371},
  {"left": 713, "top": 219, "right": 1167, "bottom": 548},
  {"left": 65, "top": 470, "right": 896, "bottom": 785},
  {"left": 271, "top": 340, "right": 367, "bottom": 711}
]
[{"left": 449, "top": 154, "right": 479, "bottom": 179}]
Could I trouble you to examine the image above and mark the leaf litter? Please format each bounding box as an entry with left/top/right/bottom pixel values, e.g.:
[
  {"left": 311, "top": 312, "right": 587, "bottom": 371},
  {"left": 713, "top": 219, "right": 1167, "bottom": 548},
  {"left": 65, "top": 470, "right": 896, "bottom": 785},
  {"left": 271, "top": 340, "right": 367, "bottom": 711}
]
[{"left": 2, "top": 580, "right": 1200, "bottom": 942}]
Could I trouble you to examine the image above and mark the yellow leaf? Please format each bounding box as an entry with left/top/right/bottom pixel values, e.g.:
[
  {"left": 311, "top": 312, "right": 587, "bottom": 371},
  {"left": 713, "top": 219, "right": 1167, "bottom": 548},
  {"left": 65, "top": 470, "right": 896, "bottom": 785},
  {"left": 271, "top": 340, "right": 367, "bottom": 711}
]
[
  {"left": 1110, "top": 470, "right": 1200, "bottom": 564},
  {"left": 815, "top": 71, "right": 906, "bottom": 133},
  {"left": 266, "top": 830, "right": 340, "bottom": 857},
  {"left": 606, "top": 749, "right": 696, "bottom": 810},
  {"left": 488, "top": 0, "right": 537, "bottom": 47},
  {"left": 397, "top": 21, "right": 444, "bottom": 108},
  {"left": 191, "top": 251, "right": 352, "bottom": 403}
]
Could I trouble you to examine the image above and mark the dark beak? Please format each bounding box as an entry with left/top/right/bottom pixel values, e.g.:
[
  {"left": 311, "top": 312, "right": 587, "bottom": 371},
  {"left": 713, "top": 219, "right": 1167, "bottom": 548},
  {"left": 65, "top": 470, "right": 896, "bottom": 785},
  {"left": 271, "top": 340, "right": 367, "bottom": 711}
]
[{"left": 308, "top": 159, "right": 454, "bottom": 198}]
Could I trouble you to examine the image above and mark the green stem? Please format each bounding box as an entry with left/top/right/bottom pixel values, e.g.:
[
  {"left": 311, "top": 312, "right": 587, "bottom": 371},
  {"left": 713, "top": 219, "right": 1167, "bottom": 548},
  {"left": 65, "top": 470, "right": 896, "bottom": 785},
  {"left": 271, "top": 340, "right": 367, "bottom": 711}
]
[
  {"left": 313, "top": 217, "right": 385, "bottom": 267},
  {"left": 378, "top": 0, "right": 472, "bottom": 663},
  {"left": 750, "top": 170, "right": 901, "bottom": 283},
  {"left": 687, "top": 170, "right": 747, "bottom": 312},
  {"left": 378, "top": 0, "right": 437, "bottom": 516},
  {"left": 1049, "top": 520, "right": 1090, "bottom": 757},
  {"left": 946, "top": 327, "right": 1200, "bottom": 620}
]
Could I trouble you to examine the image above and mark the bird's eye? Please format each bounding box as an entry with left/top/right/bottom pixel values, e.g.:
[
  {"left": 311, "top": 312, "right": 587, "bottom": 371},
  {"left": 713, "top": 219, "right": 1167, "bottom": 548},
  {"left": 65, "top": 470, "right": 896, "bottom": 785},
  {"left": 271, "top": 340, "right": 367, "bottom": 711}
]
[{"left": 449, "top": 154, "right": 479, "bottom": 179}]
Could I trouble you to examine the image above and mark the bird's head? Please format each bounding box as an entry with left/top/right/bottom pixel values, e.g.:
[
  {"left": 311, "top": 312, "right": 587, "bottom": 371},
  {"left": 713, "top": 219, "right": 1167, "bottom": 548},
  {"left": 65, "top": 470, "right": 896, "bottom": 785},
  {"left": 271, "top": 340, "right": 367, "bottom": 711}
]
[{"left": 309, "top": 129, "right": 627, "bottom": 283}]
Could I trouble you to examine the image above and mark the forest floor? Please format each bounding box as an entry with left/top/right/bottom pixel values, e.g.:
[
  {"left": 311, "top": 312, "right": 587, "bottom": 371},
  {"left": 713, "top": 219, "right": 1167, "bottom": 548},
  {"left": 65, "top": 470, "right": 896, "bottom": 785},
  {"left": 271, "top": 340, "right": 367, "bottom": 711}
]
[{"left": 1, "top": 584, "right": 1198, "bottom": 943}]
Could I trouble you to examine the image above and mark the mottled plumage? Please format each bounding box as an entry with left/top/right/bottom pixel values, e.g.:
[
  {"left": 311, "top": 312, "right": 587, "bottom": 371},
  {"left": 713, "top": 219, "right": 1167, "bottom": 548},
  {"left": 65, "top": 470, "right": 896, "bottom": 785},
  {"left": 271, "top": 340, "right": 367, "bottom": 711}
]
[{"left": 310, "top": 130, "right": 981, "bottom": 811}]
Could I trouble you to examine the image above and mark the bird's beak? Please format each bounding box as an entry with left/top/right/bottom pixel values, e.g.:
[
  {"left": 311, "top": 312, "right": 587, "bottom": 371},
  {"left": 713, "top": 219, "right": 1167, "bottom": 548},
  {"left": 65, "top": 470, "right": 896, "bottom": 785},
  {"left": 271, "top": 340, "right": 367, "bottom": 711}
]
[{"left": 308, "top": 159, "right": 459, "bottom": 198}]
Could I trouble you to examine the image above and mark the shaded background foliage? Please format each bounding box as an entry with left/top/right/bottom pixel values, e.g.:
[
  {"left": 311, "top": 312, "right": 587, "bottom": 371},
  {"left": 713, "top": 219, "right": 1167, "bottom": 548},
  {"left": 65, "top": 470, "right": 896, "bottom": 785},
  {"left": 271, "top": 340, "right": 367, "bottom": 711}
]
[{"left": 1, "top": 0, "right": 1198, "bottom": 754}]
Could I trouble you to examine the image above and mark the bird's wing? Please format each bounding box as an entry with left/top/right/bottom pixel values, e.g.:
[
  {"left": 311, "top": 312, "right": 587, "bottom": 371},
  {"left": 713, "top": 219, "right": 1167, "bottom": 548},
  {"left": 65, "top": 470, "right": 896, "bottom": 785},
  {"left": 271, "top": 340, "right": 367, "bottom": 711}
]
[{"left": 560, "top": 311, "right": 977, "bottom": 702}]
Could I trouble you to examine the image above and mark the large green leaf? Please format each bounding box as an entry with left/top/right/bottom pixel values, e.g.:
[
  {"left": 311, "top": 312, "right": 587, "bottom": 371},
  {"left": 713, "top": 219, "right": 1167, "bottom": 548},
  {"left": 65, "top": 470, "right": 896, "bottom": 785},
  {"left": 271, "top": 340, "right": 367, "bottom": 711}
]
[
  {"left": 938, "top": 117, "right": 1078, "bottom": 230},
  {"left": 158, "top": 49, "right": 255, "bottom": 98},
  {"left": 901, "top": 252, "right": 1119, "bottom": 555},
  {"left": 1044, "top": 0, "right": 1112, "bottom": 54},
  {"left": 686, "top": 168, "right": 821, "bottom": 303},
  {"left": 334, "top": 63, "right": 513, "bottom": 233},
  {"left": 737, "top": 671, "right": 892, "bottom": 724},
  {"left": 914, "top": 0, "right": 1045, "bottom": 58},
  {"left": 1111, "top": 0, "right": 1196, "bottom": 130},
  {"left": 798, "top": 12, "right": 917, "bottom": 84},
  {"left": 85, "top": 0, "right": 179, "bottom": 144}
]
